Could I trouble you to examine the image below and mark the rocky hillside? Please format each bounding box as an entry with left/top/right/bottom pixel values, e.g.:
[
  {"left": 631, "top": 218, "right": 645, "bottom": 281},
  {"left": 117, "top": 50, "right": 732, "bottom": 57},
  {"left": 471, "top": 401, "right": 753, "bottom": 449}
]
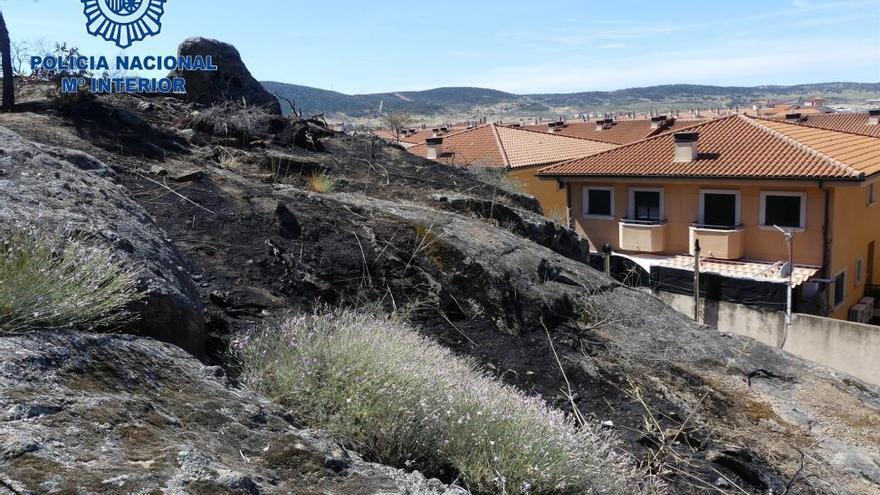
[
  {"left": 262, "top": 81, "right": 880, "bottom": 120},
  {"left": 0, "top": 331, "right": 463, "bottom": 494},
  {"left": 1, "top": 39, "right": 878, "bottom": 494}
]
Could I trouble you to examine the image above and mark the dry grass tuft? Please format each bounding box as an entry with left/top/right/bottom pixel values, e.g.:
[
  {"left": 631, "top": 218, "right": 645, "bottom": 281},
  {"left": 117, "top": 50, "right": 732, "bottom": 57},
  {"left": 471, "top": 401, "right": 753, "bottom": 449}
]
[
  {"left": 0, "top": 225, "right": 141, "bottom": 333},
  {"left": 308, "top": 172, "right": 337, "bottom": 193},
  {"left": 237, "top": 306, "right": 663, "bottom": 495},
  {"left": 467, "top": 166, "right": 524, "bottom": 196}
]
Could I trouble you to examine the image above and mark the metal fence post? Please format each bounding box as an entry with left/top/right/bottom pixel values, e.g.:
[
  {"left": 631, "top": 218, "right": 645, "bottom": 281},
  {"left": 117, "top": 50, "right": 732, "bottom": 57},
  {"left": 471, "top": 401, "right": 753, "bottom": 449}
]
[{"left": 694, "top": 240, "right": 701, "bottom": 323}]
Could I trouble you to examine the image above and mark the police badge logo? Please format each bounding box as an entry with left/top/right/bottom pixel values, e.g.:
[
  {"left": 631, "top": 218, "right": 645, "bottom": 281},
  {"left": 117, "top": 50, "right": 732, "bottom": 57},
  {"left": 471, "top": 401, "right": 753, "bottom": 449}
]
[{"left": 81, "top": 0, "right": 167, "bottom": 49}]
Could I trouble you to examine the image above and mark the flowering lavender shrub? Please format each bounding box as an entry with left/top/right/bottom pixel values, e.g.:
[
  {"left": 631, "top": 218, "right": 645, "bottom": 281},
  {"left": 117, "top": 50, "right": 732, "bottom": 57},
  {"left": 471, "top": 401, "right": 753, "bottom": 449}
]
[
  {"left": 238, "top": 308, "right": 663, "bottom": 495},
  {"left": 0, "top": 225, "right": 140, "bottom": 333}
]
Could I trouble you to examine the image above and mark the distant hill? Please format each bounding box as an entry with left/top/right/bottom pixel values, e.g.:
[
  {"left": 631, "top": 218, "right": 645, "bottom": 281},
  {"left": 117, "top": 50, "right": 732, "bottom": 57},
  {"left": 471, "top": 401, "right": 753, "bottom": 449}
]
[{"left": 261, "top": 81, "right": 880, "bottom": 121}]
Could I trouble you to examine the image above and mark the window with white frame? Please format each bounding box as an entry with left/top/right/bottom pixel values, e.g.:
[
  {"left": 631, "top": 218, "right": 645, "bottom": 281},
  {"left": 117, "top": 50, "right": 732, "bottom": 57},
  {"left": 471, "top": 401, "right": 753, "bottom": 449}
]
[
  {"left": 583, "top": 187, "right": 614, "bottom": 218},
  {"left": 699, "top": 190, "right": 740, "bottom": 228},
  {"left": 760, "top": 192, "right": 806, "bottom": 229},
  {"left": 628, "top": 188, "right": 663, "bottom": 222},
  {"left": 869, "top": 183, "right": 876, "bottom": 205},
  {"left": 833, "top": 269, "right": 847, "bottom": 308}
]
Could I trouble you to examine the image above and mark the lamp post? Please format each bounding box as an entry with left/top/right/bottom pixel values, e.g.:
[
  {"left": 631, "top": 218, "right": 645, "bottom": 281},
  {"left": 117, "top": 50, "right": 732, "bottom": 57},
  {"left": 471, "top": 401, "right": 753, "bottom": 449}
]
[
  {"left": 775, "top": 226, "right": 794, "bottom": 342},
  {"left": 602, "top": 244, "right": 613, "bottom": 278},
  {"left": 694, "top": 239, "right": 701, "bottom": 323}
]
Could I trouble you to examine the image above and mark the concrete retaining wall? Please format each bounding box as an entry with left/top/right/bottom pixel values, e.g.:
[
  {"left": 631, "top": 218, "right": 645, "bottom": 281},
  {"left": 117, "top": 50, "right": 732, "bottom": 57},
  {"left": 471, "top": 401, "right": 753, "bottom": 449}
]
[{"left": 658, "top": 292, "right": 880, "bottom": 385}]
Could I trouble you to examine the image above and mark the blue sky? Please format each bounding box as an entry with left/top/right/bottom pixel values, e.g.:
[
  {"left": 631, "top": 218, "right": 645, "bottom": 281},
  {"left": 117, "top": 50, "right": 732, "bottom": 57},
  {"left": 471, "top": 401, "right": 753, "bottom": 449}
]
[{"left": 5, "top": 0, "right": 880, "bottom": 94}]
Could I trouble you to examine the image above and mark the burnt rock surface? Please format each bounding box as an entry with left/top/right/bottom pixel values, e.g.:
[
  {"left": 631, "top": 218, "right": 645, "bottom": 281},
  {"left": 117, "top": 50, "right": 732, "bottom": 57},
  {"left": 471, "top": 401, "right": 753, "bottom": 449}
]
[
  {"left": 171, "top": 37, "right": 282, "bottom": 115},
  {"left": 0, "top": 127, "right": 206, "bottom": 358},
  {"left": 0, "top": 330, "right": 463, "bottom": 494}
]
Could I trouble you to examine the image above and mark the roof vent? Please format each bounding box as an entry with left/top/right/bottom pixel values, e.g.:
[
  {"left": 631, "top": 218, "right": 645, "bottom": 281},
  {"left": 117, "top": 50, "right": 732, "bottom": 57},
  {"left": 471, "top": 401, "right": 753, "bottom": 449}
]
[
  {"left": 673, "top": 132, "right": 699, "bottom": 163},
  {"left": 548, "top": 121, "right": 565, "bottom": 133},
  {"left": 650, "top": 115, "right": 668, "bottom": 129},
  {"left": 868, "top": 109, "right": 880, "bottom": 126},
  {"left": 595, "top": 118, "right": 614, "bottom": 131},
  {"left": 431, "top": 128, "right": 442, "bottom": 137},
  {"left": 785, "top": 113, "right": 804, "bottom": 122},
  {"left": 425, "top": 137, "right": 444, "bottom": 159}
]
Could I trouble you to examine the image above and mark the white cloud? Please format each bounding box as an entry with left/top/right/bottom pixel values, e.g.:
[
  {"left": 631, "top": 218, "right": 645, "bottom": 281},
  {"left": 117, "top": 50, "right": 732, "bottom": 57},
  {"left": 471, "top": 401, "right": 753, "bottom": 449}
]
[{"left": 466, "top": 38, "right": 880, "bottom": 93}]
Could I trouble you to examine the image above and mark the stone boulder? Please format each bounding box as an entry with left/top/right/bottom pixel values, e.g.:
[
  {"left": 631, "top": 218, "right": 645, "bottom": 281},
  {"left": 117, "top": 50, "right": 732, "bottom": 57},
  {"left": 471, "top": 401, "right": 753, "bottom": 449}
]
[
  {"left": 172, "top": 37, "right": 282, "bottom": 115},
  {"left": 0, "top": 330, "right": 465, "bottom": 494},
  {"left": 0, "top": 127, "right": 206, "bottom": 358},
  {"left": 431, "top": 193, "right": 592, "bottom": 264}
]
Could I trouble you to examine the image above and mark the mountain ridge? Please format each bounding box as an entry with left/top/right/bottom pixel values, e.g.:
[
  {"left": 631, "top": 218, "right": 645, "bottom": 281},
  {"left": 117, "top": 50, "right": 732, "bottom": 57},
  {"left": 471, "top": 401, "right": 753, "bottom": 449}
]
[{"left": 261, "top": 81, "right": 880, "bottom": 120}]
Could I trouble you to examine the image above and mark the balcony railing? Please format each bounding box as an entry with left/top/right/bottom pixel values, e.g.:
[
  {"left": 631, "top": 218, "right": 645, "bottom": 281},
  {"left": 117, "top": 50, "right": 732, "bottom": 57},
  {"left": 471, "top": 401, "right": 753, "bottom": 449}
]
[
  {"left": 619, "top": 218, "right": 666, "bottom": 253},
  {"left": 689, "top": 223, "right": 745, "bottom": 260}
]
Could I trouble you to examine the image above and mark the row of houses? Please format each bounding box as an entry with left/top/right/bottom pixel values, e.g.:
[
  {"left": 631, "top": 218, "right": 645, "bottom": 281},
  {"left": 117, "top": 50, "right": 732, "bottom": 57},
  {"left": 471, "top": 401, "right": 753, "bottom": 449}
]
[{"left": 383, "top": 110, "right": 880, "bottom": 324}]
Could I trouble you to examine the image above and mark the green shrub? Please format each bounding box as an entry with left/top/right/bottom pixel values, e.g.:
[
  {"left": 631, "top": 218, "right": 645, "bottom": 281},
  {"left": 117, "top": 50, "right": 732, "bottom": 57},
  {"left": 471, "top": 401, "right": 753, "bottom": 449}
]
[
  {"left": 0, "top": 226, "right": 140, "bottom": 333},
  {"left": 238, "top": 307, "right": 662, "bottom": 495}
]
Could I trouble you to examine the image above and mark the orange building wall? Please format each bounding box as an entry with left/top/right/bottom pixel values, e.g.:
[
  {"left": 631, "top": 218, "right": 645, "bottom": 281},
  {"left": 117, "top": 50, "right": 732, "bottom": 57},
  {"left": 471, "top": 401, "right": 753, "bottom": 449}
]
[
  {"left": 508, "top": 166, "right": 568, "bottom": 220},
  {"left": 569, "top": 180, "right": 826, "bottom": 267},
  {"left": 828, "top": 183, "right": 880, "bottom": 320}
]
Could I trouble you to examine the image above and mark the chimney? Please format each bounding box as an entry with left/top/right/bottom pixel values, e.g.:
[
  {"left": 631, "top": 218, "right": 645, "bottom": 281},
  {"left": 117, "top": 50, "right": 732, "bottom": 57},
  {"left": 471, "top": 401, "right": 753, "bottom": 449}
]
[
  {"left": 425, "top": 137, "right": 443, "bottom": 159},
  {"left": 785, "top": 113, "right": 804, "bottom": 123},
  {"left": 595, "top": 120, "right": 606, "bottom": 131},
  {"left": 868, "top": 109, "right": 880, "bottom": 126},
  {"left": 673, "top": 132, "right": 699, "bottom": 163},
  {"left": 650, "top": 115, "right": 668, "bottom": 129},
  {"left": 431, "top": 128, "right": 442, "bottom": 137}
]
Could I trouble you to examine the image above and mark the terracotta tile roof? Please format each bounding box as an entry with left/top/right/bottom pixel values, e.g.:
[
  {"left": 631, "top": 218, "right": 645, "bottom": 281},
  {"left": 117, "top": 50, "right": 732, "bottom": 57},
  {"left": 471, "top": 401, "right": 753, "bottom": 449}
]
[
  {"left": 766, "top": 112, "right": 880, "bottom": 138},
  {"left": 521, "top": 117, "right": 712, "bottom": 145},
  {"left": 374, "top": 125, "right": 470, "bottom": 145},
  {"left": 407, "top": 124, "right": 617, "bottom": 169},
  {"left": 758, "top": 104, "right": 833, "bottom": 118},
  {"left": 521, "top": 120, "right": 658, "bottom": 145},
  {"left": 663, "top": 118, "right": 708, "bottom": 134},
  {"left": 659, "top": 255, "right": 820, "bottom": 287},
  {"left": 757, "top": 118, "right": 880, "bottom": 177},
  {"left": 539, "top": 114, "right": 880, "bottom": 180}
]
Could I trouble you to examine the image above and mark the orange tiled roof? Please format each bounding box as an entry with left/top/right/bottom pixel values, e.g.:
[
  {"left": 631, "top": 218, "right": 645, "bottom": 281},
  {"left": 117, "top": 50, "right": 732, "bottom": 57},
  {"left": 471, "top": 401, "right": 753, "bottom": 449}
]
[
  {"left": 758, "top": 104, "right": 832, "bottom": 118},
  {"left": 539, "top": 114, "right": 880, "bottom": 180},
  {"left": 758, "top": 118, "right": 880, "bottom": 177},
  {"left": 767, "top": 112, "right": 880, "bottom": 138},
  {"left": 407, "top": 124, "right": 617, "bottom": 169},
  {"left": 374, "top": 125, "right": 470, "bottom": 145},
  {"left": 659, "top": 256, "right": 820, "bottom": 287},
  {"left": 522, "top": 120, "right": 660, "bottom": 145},
  {"left": 521, "top": 117, "right": 712, "bottom": 145}
]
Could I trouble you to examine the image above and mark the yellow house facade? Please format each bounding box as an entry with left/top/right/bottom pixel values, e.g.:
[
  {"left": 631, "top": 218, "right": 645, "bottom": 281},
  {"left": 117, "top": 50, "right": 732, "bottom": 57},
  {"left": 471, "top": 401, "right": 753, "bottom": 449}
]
[
  {"left": 406, "top": 122, "right": 618, "bottom": 219},
  {"left": 540, "top": 113, "right": 880, "bottom": 321}
]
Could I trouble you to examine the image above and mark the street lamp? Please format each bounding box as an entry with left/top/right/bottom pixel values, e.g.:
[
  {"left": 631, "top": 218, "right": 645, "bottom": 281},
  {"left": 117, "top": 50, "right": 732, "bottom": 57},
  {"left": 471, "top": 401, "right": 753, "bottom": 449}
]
[{"left": 775, "top": 225, "right": 794, "bottom": 344}]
